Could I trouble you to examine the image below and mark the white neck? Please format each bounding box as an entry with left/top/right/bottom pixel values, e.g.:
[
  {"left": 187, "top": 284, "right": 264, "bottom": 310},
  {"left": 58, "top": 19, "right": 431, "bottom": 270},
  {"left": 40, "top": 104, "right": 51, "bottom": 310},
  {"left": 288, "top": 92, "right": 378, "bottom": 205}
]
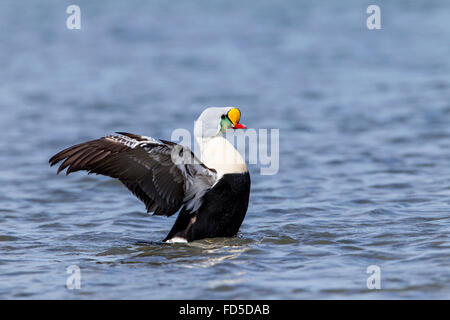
[{"left": 196, "top": 135, "right": 248, "bottom": 177}]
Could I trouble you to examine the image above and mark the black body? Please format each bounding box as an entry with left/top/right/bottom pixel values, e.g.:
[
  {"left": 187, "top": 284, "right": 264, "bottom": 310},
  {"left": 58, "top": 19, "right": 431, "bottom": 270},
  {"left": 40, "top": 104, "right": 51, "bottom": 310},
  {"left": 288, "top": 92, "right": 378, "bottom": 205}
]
[{"left": 164, "top": 172, "right": 251, "bottom": 242}]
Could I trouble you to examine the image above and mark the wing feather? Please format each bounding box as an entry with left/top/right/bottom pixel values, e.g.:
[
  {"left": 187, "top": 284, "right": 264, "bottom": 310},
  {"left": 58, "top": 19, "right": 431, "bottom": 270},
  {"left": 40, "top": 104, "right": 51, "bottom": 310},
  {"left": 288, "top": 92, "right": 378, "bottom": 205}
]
[{"left": 49, "top": 132, "right": 217, "bottom": 216}]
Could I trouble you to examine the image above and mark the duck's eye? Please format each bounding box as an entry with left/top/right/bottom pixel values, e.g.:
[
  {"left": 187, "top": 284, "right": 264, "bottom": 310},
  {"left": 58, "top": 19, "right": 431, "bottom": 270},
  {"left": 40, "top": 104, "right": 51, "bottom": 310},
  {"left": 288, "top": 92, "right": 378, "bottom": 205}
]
[{"left": 221, "top": 114, "right": 226, "bottom": 119}]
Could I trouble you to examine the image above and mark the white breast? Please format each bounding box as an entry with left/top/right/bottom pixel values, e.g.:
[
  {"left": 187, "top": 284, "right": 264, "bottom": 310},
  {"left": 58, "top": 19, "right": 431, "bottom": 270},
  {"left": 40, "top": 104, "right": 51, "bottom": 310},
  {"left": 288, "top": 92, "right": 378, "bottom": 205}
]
[{"left": 197, "top": 136, "right": 248, "bottom": 177}]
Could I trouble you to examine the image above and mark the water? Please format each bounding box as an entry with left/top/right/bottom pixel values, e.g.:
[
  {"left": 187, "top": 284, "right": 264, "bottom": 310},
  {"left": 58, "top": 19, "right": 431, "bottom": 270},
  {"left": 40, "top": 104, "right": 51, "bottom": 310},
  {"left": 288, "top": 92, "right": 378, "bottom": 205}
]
[{"left": 0, "top": 0, "right": 449, "bottom": 299}]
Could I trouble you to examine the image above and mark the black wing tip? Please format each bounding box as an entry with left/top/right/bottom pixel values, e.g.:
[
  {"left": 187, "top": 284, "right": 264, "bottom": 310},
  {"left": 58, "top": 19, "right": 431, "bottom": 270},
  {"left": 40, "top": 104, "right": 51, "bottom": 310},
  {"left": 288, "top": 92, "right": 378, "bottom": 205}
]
[
  {"left": 49, "top": 152, "right": 60, "bottom": 165},
  {"left": 49, "top": 156, "right": 61, "bottom": 169},
  {"left": 49, "top": 152, "right": 68, "bottom": 174}
]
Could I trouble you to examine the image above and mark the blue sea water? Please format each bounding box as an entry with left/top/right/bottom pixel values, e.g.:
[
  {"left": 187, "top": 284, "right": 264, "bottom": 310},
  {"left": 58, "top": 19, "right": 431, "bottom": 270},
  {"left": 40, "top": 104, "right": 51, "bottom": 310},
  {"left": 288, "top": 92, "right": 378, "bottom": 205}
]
[{"left": 0, "top": 0, "right": 449, "bottom": 299}]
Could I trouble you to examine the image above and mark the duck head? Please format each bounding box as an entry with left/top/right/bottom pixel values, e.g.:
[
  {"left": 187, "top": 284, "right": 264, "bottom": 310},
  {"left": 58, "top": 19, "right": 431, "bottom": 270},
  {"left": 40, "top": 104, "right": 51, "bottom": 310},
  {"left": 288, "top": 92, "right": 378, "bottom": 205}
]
[{"left": 194, "top": 107, "right": 247, "bottom": 139}]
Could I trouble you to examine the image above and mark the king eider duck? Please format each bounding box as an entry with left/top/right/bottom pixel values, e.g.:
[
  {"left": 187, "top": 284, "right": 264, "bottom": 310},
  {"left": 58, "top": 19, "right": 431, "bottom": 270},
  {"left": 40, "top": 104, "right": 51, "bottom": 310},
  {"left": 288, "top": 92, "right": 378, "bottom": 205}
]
[{"left": 49, "top": 107, "right": 250, "bottom": 243}]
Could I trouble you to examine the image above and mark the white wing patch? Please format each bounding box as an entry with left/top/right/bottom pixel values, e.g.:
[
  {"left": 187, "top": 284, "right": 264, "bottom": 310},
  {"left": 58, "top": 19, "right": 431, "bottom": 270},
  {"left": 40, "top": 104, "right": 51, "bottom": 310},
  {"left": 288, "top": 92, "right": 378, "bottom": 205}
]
[{"left": 105, "top": 134, "right": 161, "bottom": 149}]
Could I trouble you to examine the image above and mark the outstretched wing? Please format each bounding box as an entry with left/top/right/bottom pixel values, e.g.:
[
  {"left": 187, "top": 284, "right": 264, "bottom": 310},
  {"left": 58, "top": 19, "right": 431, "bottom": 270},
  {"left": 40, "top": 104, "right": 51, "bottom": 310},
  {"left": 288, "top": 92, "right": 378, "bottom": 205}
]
[{"left": 49, "top": 132, "right": 217, "bottom": 216}]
